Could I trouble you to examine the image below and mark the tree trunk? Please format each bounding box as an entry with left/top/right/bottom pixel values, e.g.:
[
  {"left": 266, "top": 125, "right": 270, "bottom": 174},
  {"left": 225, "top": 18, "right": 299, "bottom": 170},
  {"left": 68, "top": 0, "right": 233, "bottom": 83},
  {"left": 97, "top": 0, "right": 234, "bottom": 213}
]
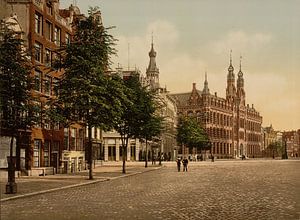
[
  {"left": 6, "top": 136, "right": 17, "bottom": 194},
  {"left": 122, "top": 145, "right": 126, "bottom": 174},
  {"left": 145, "top": 139, "right": 148, "bottom": 168},
  {"left": 88, "top": 126, "right": 93, "bottom": 180}
]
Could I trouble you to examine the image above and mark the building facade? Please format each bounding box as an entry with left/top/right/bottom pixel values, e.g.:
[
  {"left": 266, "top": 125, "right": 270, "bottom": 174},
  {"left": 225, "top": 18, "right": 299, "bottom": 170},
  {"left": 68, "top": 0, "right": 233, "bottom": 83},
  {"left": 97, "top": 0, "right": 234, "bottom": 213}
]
[
  {"left": 0, "top": 1, "right": 100, "bottom": 175},
  {"left": 141, "top": 40, "right": 178, "bottom": 161},
  {"left": 171, "top": 55, "right": 263, "bottom": 159},
  {"left": 283, "top": 130, "right": 300, "bottom": 158}
]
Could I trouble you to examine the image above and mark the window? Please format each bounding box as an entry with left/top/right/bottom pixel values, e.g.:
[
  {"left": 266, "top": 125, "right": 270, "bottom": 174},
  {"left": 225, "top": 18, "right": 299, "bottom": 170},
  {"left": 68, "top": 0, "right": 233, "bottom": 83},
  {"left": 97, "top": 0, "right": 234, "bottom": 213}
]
[
  {"left": 34, "top": 70, "right": 41, "bottom": 92},
  {"left": 52, "top": 78, "right": 59, "bottom": 96},
  {"left": 46, "top": 3, "right": 52, "bottom": 15},
  {"left": 44, "top": 75, "right": 51, "bottom": 95},
  {"left": 35, "top": 12, "right": 42, "bottom": 34},
  {"left": 65, "top": 33, "right": 70, "bottom": 44},
  {"left": 78, "top": 129, "right": 84, "bottom": 151},
  {"left": 44, "top": 141, "right": 50, "bottom": 167},
  {"left": 70, "top": 128, "right": 76, "bottom": 151},
  {"left": 64, "top": 128, "right": 69, "bottom": 150},
  {"left": 33, "top": 101, "right": 42, "bottom": 128},
  {"left": 34, "top": 139, "right": 41, "bottom": 167},
  {"left": 53, "top": 122, "right": 60, "bottom": 130},
  {"left": 45, "top": 49, "right": 52, "bottom": 67},
  {"left": 45, "top": 21, "right": 52, "bottom": 41},
  {"left": 54, "top": 26, "right": 61, "bottom": 46},
  {"left": 52, "top": 141, "right": 59, "bottom": 152},
  {"left": 34, "top": 42, "right": 42, "bottom": 63}
]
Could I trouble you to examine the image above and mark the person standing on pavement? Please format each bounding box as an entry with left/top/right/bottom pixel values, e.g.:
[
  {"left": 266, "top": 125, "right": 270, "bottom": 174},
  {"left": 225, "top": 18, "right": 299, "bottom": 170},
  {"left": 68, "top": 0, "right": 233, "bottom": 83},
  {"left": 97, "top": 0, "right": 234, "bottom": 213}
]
[
  {"left": 176, "top": 158, "right": 181, "bottom": 172},
  {"left": 183, "top": 158, "right": 188, "bottom": 172}
]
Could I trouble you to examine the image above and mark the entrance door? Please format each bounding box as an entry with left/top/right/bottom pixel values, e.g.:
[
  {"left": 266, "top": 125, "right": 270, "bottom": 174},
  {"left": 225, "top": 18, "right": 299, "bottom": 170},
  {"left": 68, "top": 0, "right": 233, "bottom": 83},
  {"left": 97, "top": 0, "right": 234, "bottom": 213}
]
[{"left": 51, "top": 152, "right": 58, "bottom": 173}]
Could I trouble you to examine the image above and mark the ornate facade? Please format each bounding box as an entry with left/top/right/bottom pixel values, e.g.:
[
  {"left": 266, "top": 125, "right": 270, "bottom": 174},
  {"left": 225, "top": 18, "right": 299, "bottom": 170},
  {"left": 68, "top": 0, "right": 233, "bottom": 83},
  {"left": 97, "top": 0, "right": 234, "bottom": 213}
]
[
  {"left": 171, "top": 55, "right": 263, "bottom": 159},
  {"left": 0, "top": 1, "right": 98, "bottom": 175},
  {"left": 142, "top": 40, "right": 178, "bottom": 161}
]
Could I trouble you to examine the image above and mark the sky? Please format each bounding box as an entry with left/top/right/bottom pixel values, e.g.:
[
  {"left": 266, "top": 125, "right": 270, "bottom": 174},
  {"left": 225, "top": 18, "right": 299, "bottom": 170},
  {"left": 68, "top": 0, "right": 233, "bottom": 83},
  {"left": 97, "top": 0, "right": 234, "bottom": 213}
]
[{"left": 61, "top": 0, "right": 300, "bottom": 131}]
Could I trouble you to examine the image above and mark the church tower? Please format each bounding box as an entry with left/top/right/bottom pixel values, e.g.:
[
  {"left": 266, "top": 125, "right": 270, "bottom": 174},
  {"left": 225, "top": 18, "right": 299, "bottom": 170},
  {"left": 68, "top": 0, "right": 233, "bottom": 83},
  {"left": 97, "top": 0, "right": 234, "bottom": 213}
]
[
  {"left": 226, "top": 51, "right": 236, "bottom": 101},
  {"left": 146, "top": 36, "right": 160, "bottom": 90},
  {"left": 236, "top": 56, "right": 245, "bottom": 106}
]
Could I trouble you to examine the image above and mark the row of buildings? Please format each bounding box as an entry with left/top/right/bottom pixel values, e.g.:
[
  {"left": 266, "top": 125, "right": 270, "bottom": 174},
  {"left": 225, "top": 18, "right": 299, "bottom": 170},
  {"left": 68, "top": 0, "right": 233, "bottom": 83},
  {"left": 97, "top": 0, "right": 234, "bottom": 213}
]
[{"left": 0, "top": 0, "right": 299, "bottom": 176}]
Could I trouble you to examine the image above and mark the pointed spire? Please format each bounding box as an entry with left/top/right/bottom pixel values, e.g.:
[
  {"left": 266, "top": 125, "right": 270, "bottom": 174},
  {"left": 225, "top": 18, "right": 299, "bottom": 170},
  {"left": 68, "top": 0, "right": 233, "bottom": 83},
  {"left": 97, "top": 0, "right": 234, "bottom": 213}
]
[
  {"left": 238, "top": 55, "right": 243, "bottom": 78},
  {"left": 228, "top": 49, "right": 234, "bottom": 72},
  {"left": 237, "top": 55, "right": 244, "bottom": 89},
  {"left": 203, "top": 71, "right": 210, "bottom": 94}
]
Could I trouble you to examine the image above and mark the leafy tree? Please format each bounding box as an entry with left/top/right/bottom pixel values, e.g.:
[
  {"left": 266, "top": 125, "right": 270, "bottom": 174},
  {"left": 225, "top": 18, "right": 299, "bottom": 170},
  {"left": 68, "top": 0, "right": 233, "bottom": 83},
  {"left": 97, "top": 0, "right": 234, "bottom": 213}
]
[
  {"left": 114, "top": 74, "right": 162, "bottom": 172},
  {"left": 0, "top": 20, "right": 38, "bottom": 193},
  {"left": 137, "top": 89, "right": 163, "bottom": 168},
  {"left": 51, "top": 8, "right": 127, "bottom": 179},
  {"left": 177, "top": 116, "right": 209, "bottom": 157},
  {"left": 267, "top": 141, "right": 283, "bottom": 159}
]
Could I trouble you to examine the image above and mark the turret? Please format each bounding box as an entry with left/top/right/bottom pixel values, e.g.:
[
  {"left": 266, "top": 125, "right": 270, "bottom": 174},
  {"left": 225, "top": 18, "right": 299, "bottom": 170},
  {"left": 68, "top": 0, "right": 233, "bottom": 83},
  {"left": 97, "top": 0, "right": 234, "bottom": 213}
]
[
  {"left": 146, "top": 36, "right": 159, "bottom": 90},
  {"left": 226, "top": 50, "right": 236, "bottom": 101},
  {"left": 237, "top": 56, "right": 245, "bottom": 105}
]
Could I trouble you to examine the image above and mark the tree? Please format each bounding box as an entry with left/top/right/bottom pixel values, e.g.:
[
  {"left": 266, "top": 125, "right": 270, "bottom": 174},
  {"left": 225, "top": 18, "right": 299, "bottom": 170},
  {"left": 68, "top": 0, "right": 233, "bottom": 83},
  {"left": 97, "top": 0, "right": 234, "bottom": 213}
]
[
  {"left": 0, "top": 20, "right": 38, "bottom": 193},
  {"left": 137, "top": 89, "right": 163, "bottom": 168},
  {"left": 51, "top": 8, "right": 127, "bottom": 180},
  {"left": 267, "top": 141, "right": 283, "bottom": 159},
  {"left": 177, "top": 116, "right": 209, "bottom": 158},
  {"left": 114, "top": 74, "right": 162, "bottom": 172}
]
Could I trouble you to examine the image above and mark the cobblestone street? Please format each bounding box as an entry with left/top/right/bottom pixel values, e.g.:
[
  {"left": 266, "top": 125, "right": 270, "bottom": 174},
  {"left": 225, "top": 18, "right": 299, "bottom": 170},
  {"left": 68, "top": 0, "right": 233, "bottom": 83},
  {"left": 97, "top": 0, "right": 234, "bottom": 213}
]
[{"left": 1, "top": 160, "right": 300, "bottom": 220}]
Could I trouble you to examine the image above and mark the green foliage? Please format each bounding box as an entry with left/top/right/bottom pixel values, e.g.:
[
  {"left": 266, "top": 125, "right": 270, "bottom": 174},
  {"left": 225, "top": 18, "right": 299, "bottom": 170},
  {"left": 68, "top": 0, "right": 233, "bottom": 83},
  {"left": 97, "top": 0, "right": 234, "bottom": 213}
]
[
  {"left": 177, "top": 116, "right": 209, "bottom": 150},
  {"left": 51, "top": 8, "right": 126, "bottom": 130},
  {"left": 267, "top": 141, "right": 283, "bottom": 156},
  {"left": 0, "top": 21, "right": 38, "bottom": 134},
  {"left": 115, "top": 74, "right": 162, "bottom": 141}
]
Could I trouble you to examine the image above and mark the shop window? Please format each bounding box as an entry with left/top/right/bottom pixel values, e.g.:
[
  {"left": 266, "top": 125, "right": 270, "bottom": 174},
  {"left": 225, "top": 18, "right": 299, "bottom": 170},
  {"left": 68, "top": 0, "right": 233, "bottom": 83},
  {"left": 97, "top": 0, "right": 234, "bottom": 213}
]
[
  {"left": 33, "top": 139, "right": 41, "bottom": 167},
  {"left": 44, "top": 141, "right": 50, "bottom": 167},
  {"left": 131, "top": 145, "right": 136, "bottom": 161}
]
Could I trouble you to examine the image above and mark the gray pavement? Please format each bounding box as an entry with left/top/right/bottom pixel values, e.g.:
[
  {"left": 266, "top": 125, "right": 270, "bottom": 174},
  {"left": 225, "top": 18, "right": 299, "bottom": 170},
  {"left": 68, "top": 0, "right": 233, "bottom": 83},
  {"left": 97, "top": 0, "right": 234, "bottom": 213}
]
[
  {"left": 1, "top": 160, "right": 300, "bottom": 220},
  {"left": 0, "top": 162, "right": 161, "bottom": 201}
]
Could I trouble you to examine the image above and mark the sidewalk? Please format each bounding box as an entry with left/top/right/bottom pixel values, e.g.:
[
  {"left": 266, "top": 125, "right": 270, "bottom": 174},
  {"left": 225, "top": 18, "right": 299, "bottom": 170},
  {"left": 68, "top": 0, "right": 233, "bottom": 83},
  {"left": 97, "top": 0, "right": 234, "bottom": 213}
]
[{"left": 0, "top": 162, "right": 162, "bottom": 202}]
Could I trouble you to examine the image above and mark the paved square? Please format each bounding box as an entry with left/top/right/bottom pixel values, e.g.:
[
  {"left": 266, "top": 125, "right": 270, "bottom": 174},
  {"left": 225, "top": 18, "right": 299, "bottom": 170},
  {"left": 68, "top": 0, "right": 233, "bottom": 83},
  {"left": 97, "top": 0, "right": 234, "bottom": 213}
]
[{"left": 1, "top": 160, "right": 300, "bottom": 220}]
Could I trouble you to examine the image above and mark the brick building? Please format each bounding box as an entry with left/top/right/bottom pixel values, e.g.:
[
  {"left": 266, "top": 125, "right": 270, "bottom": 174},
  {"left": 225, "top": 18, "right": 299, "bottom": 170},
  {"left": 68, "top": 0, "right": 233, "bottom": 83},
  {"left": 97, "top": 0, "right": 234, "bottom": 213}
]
[
  {"left": 283, "top": 130, "right": 300, "bottom": 158},
  {"left": 171, "top": 55, "right": 263, "bottom": 159},
  {"left": 0, "top": 0, "right": 99, "bottom": 175}
]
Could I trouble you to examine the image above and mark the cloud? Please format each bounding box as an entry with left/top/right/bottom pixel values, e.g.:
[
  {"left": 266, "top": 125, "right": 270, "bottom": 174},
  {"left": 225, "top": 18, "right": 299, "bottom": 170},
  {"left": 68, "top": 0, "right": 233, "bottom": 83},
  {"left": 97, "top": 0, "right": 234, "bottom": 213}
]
[
  {"left": 111, "top": 20, "right": 179, "bottom": 71},
  {"left": 209, "top": 30, "right": 273, "bottom": 54}
]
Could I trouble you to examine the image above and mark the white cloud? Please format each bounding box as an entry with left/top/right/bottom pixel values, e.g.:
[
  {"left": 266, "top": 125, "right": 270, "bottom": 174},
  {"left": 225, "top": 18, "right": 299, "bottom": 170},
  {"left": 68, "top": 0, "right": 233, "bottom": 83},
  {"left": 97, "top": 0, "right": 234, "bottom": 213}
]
[
  {"left": 210, "top": 30, "right": 273, "bottom": 54},
  {"left": 111, "top": 20, "right": 179, "bottom": 72}
]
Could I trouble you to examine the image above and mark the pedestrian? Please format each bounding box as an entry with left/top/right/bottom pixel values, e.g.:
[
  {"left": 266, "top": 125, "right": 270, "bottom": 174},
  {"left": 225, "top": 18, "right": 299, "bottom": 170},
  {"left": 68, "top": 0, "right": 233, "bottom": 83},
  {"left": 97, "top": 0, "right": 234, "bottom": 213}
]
[
  {"left": 176, "top": 158, "right": 181, "bottom": 172},
  {"left": 211, "top": 154, "right": 214, "bottom": 162},
  {"left": 183, "top": 158, "right": 188, "bottom": 172}
]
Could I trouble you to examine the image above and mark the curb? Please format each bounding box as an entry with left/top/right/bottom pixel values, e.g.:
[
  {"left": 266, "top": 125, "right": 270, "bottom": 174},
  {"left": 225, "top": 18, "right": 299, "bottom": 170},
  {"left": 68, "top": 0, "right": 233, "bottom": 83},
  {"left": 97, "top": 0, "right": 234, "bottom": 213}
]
[{"left": 0, "top": 166, "right": 163, "bottom": 202}]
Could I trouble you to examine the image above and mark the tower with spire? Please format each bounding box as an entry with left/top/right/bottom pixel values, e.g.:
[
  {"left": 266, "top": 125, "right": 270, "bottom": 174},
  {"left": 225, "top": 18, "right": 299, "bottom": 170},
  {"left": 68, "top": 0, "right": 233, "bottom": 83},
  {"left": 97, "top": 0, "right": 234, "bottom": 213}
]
[
  {"left": 226, "top": 50, "right": 236, "bottom": 101},
  {"left": 236, "top": 56, "right": 245, "bottom": 106},
  {"left": 146, "top": 35, "right": 160, "bottom": 90},
  {"left": 202, "top": 72, "right": 210, "bottom": 95}
]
